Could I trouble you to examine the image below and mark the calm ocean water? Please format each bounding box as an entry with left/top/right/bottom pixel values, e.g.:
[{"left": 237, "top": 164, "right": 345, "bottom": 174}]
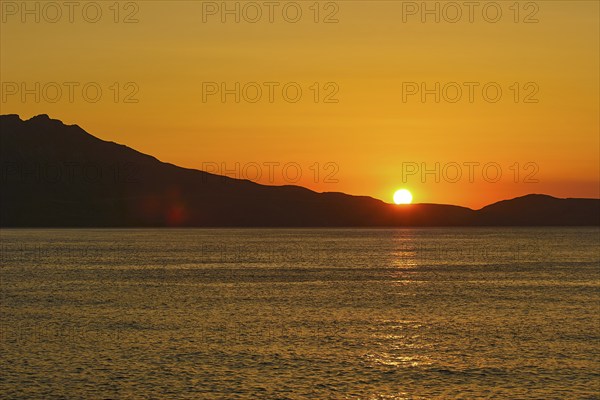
[{"left": 1, "top": 228, "right": 599, "bottom": 399}]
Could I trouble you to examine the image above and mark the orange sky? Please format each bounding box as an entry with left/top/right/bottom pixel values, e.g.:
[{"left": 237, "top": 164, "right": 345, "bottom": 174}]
[{"left": 1, "top": 0, "right": 598, "bottom": 208}]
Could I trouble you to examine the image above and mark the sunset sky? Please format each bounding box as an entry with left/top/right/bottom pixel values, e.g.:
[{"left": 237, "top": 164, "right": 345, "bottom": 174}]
[{"left": 1, "top": 0, "right": 598, "bottom": 208}]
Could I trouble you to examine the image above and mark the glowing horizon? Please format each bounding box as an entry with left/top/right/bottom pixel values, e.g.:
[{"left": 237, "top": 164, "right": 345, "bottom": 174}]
[{"left": 1, "top": 1, "right": 598, "bottom": 208}]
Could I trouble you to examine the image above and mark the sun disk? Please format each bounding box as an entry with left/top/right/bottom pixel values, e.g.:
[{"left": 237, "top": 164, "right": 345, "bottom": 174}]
[{"left": 393, "top": 189, "right": 413, "bottom": 205}]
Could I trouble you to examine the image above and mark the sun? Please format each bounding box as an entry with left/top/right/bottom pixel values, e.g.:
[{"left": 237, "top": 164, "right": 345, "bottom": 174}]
[{"left": 393, "top": 189, "right": 413, "bottom": 205}]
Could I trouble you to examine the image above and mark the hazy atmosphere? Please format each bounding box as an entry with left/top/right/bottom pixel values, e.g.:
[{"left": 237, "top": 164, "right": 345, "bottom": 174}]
[{"left": 2, "top": 0, "right": 598, "bottom": 207}]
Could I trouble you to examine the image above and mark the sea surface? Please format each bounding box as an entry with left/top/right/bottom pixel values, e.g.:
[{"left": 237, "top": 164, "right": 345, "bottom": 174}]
[{"left": 1, "top": 228, "right": 599, "bottom": 399}]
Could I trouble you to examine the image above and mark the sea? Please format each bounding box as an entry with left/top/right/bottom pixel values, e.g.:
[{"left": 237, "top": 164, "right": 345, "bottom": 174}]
[{"left": 1, "top": 228, "right": 599, "bottom": 399}]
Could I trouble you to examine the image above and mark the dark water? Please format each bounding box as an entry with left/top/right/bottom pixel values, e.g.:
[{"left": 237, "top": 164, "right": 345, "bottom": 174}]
[{"left": 1, "top": 228, "right": 599, "bottom": 399}]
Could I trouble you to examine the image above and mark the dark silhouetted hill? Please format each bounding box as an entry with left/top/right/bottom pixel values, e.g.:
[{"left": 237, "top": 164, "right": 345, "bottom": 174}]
[
  {"left": 476, "top": 194, "right": 599, "bottom": 226},
  {"left": 1, "top": 115, "right": 598, "bottom": 227}
]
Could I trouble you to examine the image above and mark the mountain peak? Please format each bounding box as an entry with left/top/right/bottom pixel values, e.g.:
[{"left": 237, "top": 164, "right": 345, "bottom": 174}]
[
  {"left": 27, "top": 114, "right": 64, "bottom": 126},
  {"left": 29, "top": 114, "right": 51, "bottom": 120},
  {"left": 0, "top": 114, "right": 23, "bottom": 124}
]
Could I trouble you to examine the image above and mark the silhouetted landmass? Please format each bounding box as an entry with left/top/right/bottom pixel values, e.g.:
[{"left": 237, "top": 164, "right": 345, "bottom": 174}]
[{"left": 1, "top": 115, "right": 598, "bottom": 227}]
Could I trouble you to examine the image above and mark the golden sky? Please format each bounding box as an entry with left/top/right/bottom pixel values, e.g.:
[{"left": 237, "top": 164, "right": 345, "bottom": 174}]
[{"left": 1, "top": 0, "right": 598, "bottom": 208}]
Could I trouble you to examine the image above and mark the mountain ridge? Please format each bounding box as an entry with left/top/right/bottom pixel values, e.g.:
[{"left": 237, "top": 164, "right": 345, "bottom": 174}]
[{"left": 1, "top": 114, "right": 598, "bottom": 227}]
